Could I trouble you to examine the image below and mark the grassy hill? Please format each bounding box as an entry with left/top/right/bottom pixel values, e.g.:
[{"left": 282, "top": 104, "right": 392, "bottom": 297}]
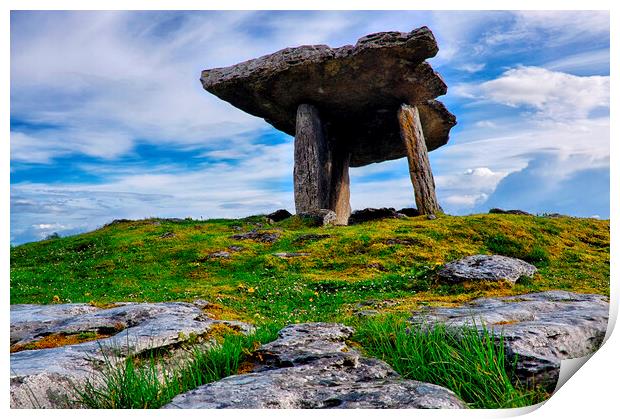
[
  {"left": 10, "top": 212, "right": 610, "bottom": 408},
  {"left": 10, "top": 213, "right": 609, "bottom": 325}
]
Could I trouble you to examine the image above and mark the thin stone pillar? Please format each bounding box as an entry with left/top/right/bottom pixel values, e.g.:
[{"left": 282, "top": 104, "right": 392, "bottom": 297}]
[
  {"left": 327, "top": 140, "right": 351, "bottom": 225},
  {"left": 398, "top": 104, "right": 441, "bottom": 215}
]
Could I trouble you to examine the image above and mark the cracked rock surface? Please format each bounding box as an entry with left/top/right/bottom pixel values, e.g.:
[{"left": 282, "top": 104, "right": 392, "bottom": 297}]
[
  {"left": 438, "top": 254, "right": 537, "bottom": 285},
  {"left": 10, "top": 302, "right": 253, "bottom": 408},
  {"left": 409, "top": 291, "right": 609, "bottom": 391},
  {"left": 164, "top": 322, "right": 466, "bottom": 409}
]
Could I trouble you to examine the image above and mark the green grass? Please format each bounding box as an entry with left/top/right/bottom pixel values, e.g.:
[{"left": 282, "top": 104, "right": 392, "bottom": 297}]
[
  {"left": 10, "top": 214, "right": 609, "bottom": 324},
  {"left": 74, "top": 324, "right": 280, "bottom": 409},
  {"left": 10, "top": 213, "right": 609, "bottom": 408},
  {"left": 353, "top": 315, "right": 548, "bottom": 408}
]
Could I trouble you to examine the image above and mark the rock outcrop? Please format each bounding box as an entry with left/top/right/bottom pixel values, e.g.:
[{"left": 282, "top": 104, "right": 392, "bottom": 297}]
[
  {"left": 164, "top": 323, "right": 466, "bottom": 409},
  {"left": 438, "top": 254, "right": 537, "bottom": 285},
  {"left": 409, "top": 291, "right": 609, "bottom": 391},
  {"left": 10, "top": 302, "right": 252, "bottom": 408}
]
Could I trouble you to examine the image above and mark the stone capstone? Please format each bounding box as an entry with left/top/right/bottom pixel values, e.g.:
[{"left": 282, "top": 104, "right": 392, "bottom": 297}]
[
  {"left": 10, "top": 302, "right": 253, "bottom": 408},
  {"left": 164, "top": 323, "right": 466, "bottom": 409},
  {"left": 438, "top": 254, "right": 537, "bottom": 285},
  {"left": 409, "top": 291, "right": 609, "bottom": 391},
  {"left": 201, "top": 27, "right": 456, "bottom": 167}
]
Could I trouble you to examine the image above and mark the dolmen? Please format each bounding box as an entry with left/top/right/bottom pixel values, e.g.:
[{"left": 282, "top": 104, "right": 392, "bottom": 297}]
[{"left": 201, "top": 26, "right": 456, "bottom": 225}]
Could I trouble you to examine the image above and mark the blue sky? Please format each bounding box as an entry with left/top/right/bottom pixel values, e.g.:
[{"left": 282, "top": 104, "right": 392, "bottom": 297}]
[{"left": 10, "top": 10, "right": 610, "bottom": 244}]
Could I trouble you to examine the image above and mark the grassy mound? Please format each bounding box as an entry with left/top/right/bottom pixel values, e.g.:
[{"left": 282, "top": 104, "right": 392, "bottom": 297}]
[
  {"left": 10, "top": 213, "right": 609, "bottom": 408},
  {"left": 11, "top": 213, "right": 609, "bottom": 323}
]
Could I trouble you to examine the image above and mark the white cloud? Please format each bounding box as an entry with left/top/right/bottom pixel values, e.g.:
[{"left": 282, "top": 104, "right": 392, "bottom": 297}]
[
  {"left": 11, "top": 11, "right": 356, "bottom": 163},
  {"left": 464, "top": 167, "right": 495, "bottom": 177},
  {"left": 10, "top": 139, "right": 296, "bottom": 243},
  {"left": 434, "top": 167, "right": 506, "bottom": 211},
  {"left": 474, "top": 120, "right": 497, "bottom": 129},
  {"left": 444, "top": 193, "right": 489, "bottom": 207},
  {"left": 482, "top": 11, "right": 609, "bottom": 49},
  {"left": 453, "top": 66, "right": 609, "bottom": 121},
  {"left": 481, "top": 67, "right": 608, "bottom": 119},
  {"left": 457, "top": 63, "right": 486, "bottom": 73},
  {"left": 543, "top": 49, "right": 609, "bottom": 74}
]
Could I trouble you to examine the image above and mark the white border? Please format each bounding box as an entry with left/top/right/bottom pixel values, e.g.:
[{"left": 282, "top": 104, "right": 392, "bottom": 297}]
[{"left": 2, "top": 1, "right": 616, "bottom": 418}]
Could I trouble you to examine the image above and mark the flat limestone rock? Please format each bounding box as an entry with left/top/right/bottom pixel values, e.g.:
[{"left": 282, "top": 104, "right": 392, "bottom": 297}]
[
  {"left": 201, "top": 27, "right": 456, "bottom": 167},
  {"left": 438, "top": 254, "right": 537, "bottom": 285},
  {"left": 409, "top": 291, "right": 609, "bottom": 391},
  {"left": 10, "top": 302, "right": 253, "bottom": 408},
  {"left": 164, "top": 323, "right": 465, "bottom": 409}
]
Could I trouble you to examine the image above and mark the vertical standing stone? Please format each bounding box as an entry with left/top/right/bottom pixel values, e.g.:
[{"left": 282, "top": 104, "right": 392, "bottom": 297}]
[
  {"left": 294, "top": 104, "right": 352, "bottom": 224},
  {"left": 294, "top": 104, "right": 330, "bottom": 213},
  {"left": 398, "top": 104, "right": 441, "bottom": 215},
  {"left": 328, "top": 141, "right": 351, "bottom": 225}
]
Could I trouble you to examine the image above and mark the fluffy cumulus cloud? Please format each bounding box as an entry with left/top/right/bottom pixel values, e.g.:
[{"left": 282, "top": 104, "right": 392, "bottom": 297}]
[
  {"left": 480, "top": 67, "right": 608, "bottom": 120},
  {"left": 453, "top": 67, "right": 609, "bottom": 120},
  {"left": 10, "top": 10, "right": 610, "bottom": 244}
]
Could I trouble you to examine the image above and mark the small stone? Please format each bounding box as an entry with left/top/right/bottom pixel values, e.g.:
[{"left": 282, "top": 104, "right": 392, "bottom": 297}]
[
  {"left": 438, "top": 254, "right": 537, "bottom": 285},
  {"left": 159, "top": 231, "right": 176, "bottom": 239},
  {"left": 273, "top": 252, "right": 310, "bottom": 259},
  {"left": 210, "top": 251, "right": 230, "bottom": 258},
  {"left": 192, "top": 299, "right": 210, "bottom": 309},
  {"left": 231, "top": 230, "right": 280, "bottom": 243},
  {"left": 104, "top": 219, "right": 132, "bottom": 227},
  {"left": 543, "top": 213, "right": 568, "bottom": 218},
  {"left": 349, "top": 207, "right": 402, "bottom": 224},
  {"left": 385, "top": 238, "right": 419, "bottom": 246},
  {"left": 367, "top": 262, "right": 386, "bottom": 271},
  {"left": 398, "top": 207, "right": 420, "bottom": 217},
  {"left": 227, "top": 245, "right": 243, "bottom": 252},
  {"left": 355, "top": 309, "right": 380, "bottom": 317},
  {"left": 298, "top": 209, "right": 338, "bottom": 226},
  {"left": 426, "top": 214, "right": 437, "bottom": 220},
  {"left": 266, "top": 209, "right": 293, "bottom": 223},
  {"left": 489, "top": 208, "right": 532, "bottom": 216}
]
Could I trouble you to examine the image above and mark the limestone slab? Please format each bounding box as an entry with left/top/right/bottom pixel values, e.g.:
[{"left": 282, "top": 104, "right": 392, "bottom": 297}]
[{"left": 201, "top": 27, "right": 456, "bottom": 167}]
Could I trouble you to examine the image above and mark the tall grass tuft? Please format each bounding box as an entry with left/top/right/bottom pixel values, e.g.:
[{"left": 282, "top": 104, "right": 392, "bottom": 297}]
[
  {"left": 354, "top": 315, "right": 548, "bottom": 409},
  {"left": 74, "top": 324, "right": 279, "bottom": 409}
]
